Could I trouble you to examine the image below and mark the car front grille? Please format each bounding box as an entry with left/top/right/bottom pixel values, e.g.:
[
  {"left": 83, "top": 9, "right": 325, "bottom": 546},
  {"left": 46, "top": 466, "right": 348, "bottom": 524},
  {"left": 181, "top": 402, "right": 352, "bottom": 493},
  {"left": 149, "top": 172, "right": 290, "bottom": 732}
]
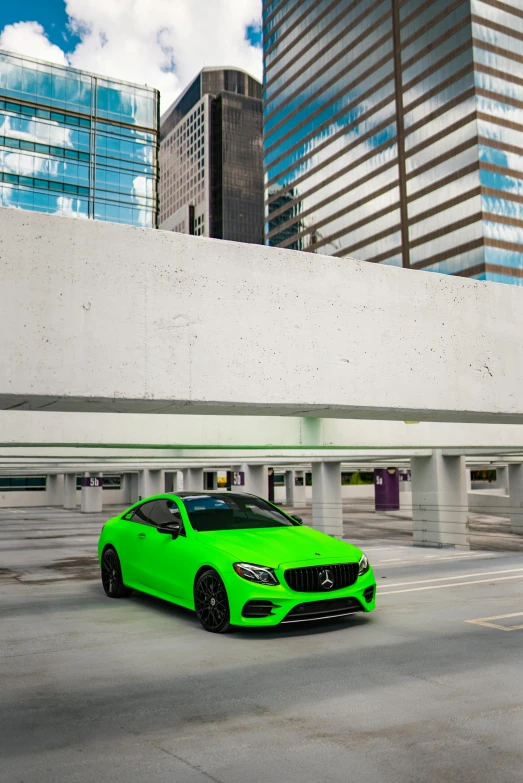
[
  {"left": 281, "top": 597, "right": 363, "bottom": 623},
  {"left": 284, "top": 563, "right": 359, "bottom": 592}
]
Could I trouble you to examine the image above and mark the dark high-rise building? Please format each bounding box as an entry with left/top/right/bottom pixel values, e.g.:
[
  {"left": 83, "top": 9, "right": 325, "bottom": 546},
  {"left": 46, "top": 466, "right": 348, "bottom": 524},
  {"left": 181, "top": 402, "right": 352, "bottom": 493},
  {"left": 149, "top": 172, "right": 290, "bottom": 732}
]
[
  {"left": 0, "top": 49, "right": 159, "bottom": 227},
  {"left": 159, "top": 67, "right": 264, "bottom": 244},
  {"left": 263, "top": 0, "right": 523, "bottom": 285}
]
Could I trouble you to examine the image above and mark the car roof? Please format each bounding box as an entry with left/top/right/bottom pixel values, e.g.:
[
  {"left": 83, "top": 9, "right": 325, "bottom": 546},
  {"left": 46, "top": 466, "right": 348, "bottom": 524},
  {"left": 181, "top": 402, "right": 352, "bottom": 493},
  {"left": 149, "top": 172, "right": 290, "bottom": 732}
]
[{"left": 174, "top": 491, "right": 255, "bottom": 498}]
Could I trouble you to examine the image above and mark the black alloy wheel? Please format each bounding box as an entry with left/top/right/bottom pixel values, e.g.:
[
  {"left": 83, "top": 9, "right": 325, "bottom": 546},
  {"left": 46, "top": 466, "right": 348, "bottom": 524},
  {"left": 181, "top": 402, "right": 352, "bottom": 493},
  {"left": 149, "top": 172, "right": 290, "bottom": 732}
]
[
  {"left": 194, "top": 569, "right": 231, "bottom": 633},
  {"left": 101, "top": 547, "right": 132, "bottom": 598}
]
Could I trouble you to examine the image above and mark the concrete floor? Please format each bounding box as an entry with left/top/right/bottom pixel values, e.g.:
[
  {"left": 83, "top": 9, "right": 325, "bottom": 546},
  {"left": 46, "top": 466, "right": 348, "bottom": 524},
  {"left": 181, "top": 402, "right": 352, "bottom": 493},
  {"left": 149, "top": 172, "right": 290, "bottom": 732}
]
[{"left": 1, "top": 505, "right": 523, "bottom": 783}]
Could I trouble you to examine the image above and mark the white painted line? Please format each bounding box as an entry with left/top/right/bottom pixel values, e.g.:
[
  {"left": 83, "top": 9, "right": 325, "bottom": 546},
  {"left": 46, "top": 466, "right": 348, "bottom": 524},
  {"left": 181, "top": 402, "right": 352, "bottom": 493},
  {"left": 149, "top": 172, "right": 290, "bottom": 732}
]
[
  {"left": 360, "top": 546, "right": 412, "bottom": 551},
  {"left": 379, "top": 574, "right": 523, "bottom": 595},
  {"left": 465, "top": 612, "right": 523, "bottom": 632},
  {"left": 378, "top": 553, "right": 491, "bottom": 563},
  {"left": 373, "top": 553, "right": 495, "bottom": 566},
  {"left": 377, "top": 567, "right": 523, "bottom": 589}
]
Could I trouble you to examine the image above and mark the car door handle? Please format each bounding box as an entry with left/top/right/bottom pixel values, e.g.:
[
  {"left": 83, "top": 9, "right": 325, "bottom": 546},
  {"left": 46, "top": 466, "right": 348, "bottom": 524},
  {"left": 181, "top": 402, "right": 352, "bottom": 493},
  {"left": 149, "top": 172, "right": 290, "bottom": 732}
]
[{"left": 138, "top": 532, "right": 146, "bottom": 539}]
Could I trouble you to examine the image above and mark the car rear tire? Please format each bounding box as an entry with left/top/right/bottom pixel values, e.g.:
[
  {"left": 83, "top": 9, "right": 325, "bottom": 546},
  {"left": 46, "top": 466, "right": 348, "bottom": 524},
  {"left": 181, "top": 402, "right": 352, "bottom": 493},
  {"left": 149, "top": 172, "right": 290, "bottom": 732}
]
[
  {"left": 101, "top": 547, "right": 132, "bottom": 598},
  {"left": 194, "top": 569, "right": 232, "bottom": 633}
]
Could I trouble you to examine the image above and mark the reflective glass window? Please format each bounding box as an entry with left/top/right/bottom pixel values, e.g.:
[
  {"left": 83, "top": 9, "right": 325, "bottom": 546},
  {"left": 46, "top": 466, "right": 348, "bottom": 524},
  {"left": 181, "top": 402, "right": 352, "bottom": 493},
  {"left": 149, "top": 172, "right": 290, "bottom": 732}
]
[
  {"left": 403, "top": 48, "right": 473, "bottom": 110},
  {"left": 420, "top": 245, "right": 485, "bottom": 275},
  {"left": 472, "top": 23, "right": 523, "bottom": 59},
  {"left": 409, "top": 194, "right": 481, "bottom": 244},
  {"left": 265, "top": 43, "right": 393, "bottom": 139},
  {"left": 406, "top": 120, "right": 478, "bottom": 175},
  {"left": 266, "top": 3, "right": 391, "bottom": 115},
  {"left": 408, "top": 171, "right": 481, "bottom": 219},
  {"left": 472, "top": 0, "right": 523, "bottom": 37},
  {"left": 404, "top": 72, "right": 475, "bottom": 129},
  {"left": 401, "top": 2, "right": 470, "bottom": 64},
  {"left": 265, "top": 0, "right": 341, "bottom": 70},
  {"left": 265, "top": 69, "right": 394, "bottom": 164},
  {"left": 410, "top": 219, "right": 483, "bottom": 265},
  {"left": 485, "top": 244, "right": 523, "bottom": 273},
  {"left": 407, "top": 146, "right": 478, "bottom": 196},
  {"left": 402, "top": 25, "right": 472, "bottom": 88}
]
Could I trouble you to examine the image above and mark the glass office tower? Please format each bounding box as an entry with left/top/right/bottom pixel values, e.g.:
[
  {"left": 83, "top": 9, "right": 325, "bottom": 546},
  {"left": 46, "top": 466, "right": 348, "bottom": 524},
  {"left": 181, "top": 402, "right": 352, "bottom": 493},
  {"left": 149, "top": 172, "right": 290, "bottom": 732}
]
[
  {"left": 159, "top": 67, "right": 264, "bottom": 244},
  {"left": 0, "top": 50, "right": 159, "bottom": 227},
  {"left": 263, "top": 0, "right": 523, "bottom": 284}
]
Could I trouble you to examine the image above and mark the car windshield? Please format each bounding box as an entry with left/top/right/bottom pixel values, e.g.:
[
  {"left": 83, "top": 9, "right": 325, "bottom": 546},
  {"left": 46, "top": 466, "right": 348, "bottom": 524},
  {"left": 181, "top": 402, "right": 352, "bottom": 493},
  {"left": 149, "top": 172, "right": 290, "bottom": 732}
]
[{"left": 181, "top": 494, "right": 297, "bottom": 532}]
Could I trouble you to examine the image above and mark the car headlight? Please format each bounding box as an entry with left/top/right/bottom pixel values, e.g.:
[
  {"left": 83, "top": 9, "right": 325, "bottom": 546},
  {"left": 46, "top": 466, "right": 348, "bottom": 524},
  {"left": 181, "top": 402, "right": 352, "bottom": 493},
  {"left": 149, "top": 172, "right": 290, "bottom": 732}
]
[
  {"left": 358, "top": 553, "right": 370, "bottom": 576},
  {"left": 233, "top": 562, "right": 279, "bottom": 585}
]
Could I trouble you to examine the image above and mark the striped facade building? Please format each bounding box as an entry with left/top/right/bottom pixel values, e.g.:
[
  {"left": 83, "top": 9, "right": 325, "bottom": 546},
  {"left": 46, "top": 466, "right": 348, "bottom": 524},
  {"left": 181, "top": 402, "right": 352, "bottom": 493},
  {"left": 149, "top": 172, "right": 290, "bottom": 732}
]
[{"left": 263, "top": 0, "right": 523, "bottom": 284}]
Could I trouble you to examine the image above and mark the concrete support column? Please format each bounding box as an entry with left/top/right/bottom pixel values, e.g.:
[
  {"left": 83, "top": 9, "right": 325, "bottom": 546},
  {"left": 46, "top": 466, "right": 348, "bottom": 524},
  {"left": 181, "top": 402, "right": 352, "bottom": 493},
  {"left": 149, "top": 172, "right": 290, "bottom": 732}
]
[
  {"left": 508, "top": 464, "right": 523, "bottom": 534},
  {"left": 129, "top": 473, "right": 139, "bottom": 503},
  {"left": 81, "top": 473, "right": 103, "bottom": 514},
  {"left": 120, "top": 473, "right": 133, "bottom": 504},
  {"left": 241, "top": 464, "right": 269, "bottom": 499},
  {"left": 47, "top": 474, "right": 64, "bottom": 506},
  {"left": 411, "top": 450, "right": 469, "bottom": 548},
  {"left": 64, "top": 473, "right": 77, "bottom": 509},
  {"left": 182, "top": 468, "right": 204, "bottom": 492},
  {"left": 293, "top": 470, "right": 307, "bottom": 507},
  {"left": 138, "top": 469, "right": 163, "bottom": 500},
  {"left": 466, "top": 469, "right": 472, "bottom": 492},
  {"left": 285, "top": 470, "right": 295, "bottom": 506},
  {"left": 496, "top": 466, "right": 509, "bottom": 491},
  {"left": 311, "top": 462, "right": 342, "bottom": 537}
]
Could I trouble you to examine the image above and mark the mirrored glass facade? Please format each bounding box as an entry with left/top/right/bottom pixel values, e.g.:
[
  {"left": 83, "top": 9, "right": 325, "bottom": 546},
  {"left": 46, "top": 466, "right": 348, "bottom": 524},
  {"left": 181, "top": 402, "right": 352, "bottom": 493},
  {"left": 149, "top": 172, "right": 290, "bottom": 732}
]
[
  {"left": 263, "top": 0, "right": 523, "bottom": 285},
  {"left": 0, "top": 50, "right": 159, "bottom": 227}
]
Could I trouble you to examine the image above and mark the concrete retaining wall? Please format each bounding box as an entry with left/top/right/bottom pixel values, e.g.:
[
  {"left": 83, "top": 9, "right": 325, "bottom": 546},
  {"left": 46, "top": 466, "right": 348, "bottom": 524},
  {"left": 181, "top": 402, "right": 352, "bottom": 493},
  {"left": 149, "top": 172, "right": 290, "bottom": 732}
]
[
  {"left": 468, "top": 489, "right": 509, "bottom": 515},
  {"left": 3, "top": 207, "right": 523, "bottom": 423}
]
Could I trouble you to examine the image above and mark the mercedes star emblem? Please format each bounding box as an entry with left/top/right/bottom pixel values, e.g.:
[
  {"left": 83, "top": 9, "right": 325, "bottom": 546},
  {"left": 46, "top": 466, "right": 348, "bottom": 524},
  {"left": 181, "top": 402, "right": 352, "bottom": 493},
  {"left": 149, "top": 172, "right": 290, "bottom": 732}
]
[{"left": 318, "top": 568, "right": 334, "bottom": 590}]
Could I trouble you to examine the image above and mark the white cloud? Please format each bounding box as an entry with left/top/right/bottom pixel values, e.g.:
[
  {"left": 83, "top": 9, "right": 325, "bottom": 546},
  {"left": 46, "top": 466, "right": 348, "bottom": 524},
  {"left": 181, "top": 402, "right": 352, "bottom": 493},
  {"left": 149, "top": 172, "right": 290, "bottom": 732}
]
[
  {"left": 0, "top": 1, "right": 262, "bottom": 112},
  {"left": 0, "top": 21, "right": 68, "bottom": 67}
]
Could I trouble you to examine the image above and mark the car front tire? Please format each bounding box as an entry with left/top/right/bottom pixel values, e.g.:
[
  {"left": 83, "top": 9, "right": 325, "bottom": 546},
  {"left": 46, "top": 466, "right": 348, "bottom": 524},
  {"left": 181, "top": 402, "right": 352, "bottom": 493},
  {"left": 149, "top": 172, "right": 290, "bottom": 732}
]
[
  {"left": 101, "top": 546, "right": 132, "bottom": 598},
  {"left": 194, "top": 569, "right": 232, "bottom": 633}
]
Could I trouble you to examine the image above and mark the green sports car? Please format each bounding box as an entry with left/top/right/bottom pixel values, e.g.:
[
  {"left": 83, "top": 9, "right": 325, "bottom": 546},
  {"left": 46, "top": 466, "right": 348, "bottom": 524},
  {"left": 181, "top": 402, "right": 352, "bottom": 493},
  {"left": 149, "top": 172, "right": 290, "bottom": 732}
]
[{"left": 98, "top": 492, "right": 376, "bottom": 633}]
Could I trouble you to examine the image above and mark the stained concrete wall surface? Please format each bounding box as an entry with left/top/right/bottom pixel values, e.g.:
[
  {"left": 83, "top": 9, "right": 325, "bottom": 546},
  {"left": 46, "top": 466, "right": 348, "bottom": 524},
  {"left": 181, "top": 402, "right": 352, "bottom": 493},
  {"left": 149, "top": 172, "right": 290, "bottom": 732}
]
[
  {"left": 2, "top": 208, "right": 523, "bottom": 422},
  {"left": 468, "top": 489, "right": 509, "bottom": 515}
]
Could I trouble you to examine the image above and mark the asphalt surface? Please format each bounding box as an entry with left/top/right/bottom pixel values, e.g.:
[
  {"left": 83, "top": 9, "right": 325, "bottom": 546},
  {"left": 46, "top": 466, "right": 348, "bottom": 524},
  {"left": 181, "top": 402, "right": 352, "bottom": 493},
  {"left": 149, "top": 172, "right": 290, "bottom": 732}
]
[{"left": 1, "top": 505, "right": 523, "bottom": 783}]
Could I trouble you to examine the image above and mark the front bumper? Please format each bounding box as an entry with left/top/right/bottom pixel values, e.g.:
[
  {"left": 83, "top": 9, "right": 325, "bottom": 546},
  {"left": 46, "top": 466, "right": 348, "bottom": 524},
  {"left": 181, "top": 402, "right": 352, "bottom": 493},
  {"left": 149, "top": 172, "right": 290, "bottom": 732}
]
[{"left": 226, "top": 566, "right": 376, "bottom": 627}]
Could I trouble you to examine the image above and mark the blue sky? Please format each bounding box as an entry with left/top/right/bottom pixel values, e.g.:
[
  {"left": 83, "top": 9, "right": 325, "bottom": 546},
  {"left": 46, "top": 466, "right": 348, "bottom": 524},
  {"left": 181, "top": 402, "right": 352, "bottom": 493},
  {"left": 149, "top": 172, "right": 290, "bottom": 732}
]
[{"left": 0, "top": 0, "right": 79, "bottom": 51}]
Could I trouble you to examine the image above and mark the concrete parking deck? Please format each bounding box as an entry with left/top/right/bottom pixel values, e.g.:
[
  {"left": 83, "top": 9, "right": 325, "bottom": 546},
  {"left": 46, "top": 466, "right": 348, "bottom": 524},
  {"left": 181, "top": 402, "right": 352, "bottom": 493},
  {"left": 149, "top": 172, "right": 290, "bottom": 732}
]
[{"left": 1, "top": 506, "right": 523, "bottom": 783}]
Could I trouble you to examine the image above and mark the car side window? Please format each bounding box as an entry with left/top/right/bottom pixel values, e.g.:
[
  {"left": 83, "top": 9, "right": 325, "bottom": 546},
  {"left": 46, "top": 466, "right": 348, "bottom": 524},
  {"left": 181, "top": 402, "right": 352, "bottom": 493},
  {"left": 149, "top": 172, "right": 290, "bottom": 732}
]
[
  {"left": 130, "top": 500, "right": 157, "bottom": 526},
  {"left": 149, "top": 498, "right": 185, "bottom": 535}
]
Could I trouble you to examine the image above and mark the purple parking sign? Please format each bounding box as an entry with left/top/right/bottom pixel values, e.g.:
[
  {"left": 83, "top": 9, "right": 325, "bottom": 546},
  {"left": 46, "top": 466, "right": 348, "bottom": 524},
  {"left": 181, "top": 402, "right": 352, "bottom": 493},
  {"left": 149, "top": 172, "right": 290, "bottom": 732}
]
[{"left": 374, "top": 468, "right": 399, "bottom": 512}]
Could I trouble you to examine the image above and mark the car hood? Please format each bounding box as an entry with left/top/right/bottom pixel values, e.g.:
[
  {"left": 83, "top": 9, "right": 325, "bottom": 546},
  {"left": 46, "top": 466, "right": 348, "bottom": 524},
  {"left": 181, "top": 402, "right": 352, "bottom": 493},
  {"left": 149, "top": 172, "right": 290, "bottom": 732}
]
[{"left": 195, "top": 525, "right": 362, "bottom": 568}]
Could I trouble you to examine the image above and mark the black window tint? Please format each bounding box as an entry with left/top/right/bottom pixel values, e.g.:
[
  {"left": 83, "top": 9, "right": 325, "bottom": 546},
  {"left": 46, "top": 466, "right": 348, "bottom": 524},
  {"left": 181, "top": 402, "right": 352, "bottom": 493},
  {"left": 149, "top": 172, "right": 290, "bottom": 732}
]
[
  {"left": 131, "top": 500, "right": 157, "bottom": 525},
  {"left": 182, "top": 494, "right": 296, "bottom": 532},
  {"left": 149, "top": 498, "right": 182, "bottom": 525}
]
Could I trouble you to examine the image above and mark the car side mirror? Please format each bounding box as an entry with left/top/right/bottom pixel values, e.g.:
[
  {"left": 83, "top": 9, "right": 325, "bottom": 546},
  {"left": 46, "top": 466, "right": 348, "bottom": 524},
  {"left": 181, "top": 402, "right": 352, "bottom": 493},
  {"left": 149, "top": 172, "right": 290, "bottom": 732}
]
[
  {"left": 291, "top": 515, "right": 303, "bottom": 525},
  {"left": 157, "top": 522, "right": 181, "bottom": 539}
]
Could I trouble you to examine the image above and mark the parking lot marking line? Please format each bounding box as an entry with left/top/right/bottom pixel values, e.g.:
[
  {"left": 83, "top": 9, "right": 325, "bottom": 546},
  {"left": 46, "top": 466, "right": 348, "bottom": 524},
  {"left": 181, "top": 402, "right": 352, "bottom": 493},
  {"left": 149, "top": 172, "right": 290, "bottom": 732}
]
[
  {"left": 377, "top": 553, "right": 490, "bottom": 563},
  {"left": 465, "top": 612, "right": 523, "bottom": 631},
  {"left": 373, "top": 553, "right": 495, "bottom": 566},
  {"left": 379, "top": 574, "right": 523, "bottom": 595},
  {"left": 359, "top": 546, "right": 412, "bottom": 551},
  {"left": 376, "top": 567, "right": 523, "bottom": 589}
]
